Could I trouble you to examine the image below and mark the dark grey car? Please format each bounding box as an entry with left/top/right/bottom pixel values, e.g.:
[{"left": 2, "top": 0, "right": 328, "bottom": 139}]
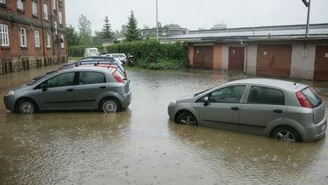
[
  {"left": 168, "top": 78, "right": 327, "bottom": 142},
  {"left": 3, "top": 67, "right": 131, "bottom": 113}
]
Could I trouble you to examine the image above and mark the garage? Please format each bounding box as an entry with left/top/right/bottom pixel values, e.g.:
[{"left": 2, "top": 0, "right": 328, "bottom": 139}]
[
  {"left": 193, "top": 45, "right": 213, "bottom": 69},
  {"left": 314, "top": 45, "right": 328, "bottom": 81},
  {"left": 228, "top": 47, "right": 245, "bottom": 71},
  {"left": 256, "top": 45, "right": 292, "bottom": 78}
]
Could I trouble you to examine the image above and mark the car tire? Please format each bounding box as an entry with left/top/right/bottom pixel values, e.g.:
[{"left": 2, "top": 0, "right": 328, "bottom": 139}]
[
  {"left": 271, "top": 126, "right": 301, "bottom": 142},
  {"left": 17, "top": 99, "right": 37, "bottom": 114},
  {"left": 101, "top": 98, "right": 120, "bottom": 113},
  {"left": 176, "top": 112, "right": 198, "bottom": 125}
]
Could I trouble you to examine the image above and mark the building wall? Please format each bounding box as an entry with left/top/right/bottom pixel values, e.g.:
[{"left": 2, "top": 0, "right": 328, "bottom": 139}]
[
  {"left": 0, "top": 0, "right": 67, "bottom": 75},
  {"left": 188, "top": 44, "right": 194, "bottom": 66},
  {"left": 290, "top": 43, "right": 316, "bottom": 80},
  {"left": 213, "top": 43, "right": 222, "bottom": 69},
  {"left": 245, "top": 44, "right": 258, "bottom": 75}
]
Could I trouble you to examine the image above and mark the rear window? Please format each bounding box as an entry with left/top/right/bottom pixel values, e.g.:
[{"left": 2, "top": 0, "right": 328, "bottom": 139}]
[
  {"left": 113, "top": 69, "right": 126, "bottom": 80},
  {"left": 301, "top": 88, "right": 322, "bottom": 107}
]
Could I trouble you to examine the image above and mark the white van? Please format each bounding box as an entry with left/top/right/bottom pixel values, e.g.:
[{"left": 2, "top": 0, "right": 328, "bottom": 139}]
[{"left": 84, "top": 48, "right": 99, "bottom": 57}]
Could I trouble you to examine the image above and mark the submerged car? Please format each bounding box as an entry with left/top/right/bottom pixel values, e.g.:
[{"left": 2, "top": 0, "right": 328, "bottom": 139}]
[
  {"left": 4, "top": 67, "right": 131, "bottom": 114},
  {"left": 168, "top": 78, "right": 327, "bottom": 142}
]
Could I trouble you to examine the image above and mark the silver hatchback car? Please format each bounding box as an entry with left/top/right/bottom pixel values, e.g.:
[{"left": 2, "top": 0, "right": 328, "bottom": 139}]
[
  {"left": 168, "top": 78, "right": 327, "bottom": 142},
  {"left": 3, "top": 66, "right": 131, "bottom": 114}
]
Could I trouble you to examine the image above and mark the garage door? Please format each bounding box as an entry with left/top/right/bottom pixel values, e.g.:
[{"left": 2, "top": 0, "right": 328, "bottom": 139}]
[
  {"left": 193, "top": 46, "right": 213, "bottom": 69},
  {"left": 314, "top": 45, "right": 328, "bottom": 81},
  {"left": 229, "top": 47, "right": 245, "bottom": 71},
  {"left": 256, "top": 45, "right": 292, "bottom": 78}
]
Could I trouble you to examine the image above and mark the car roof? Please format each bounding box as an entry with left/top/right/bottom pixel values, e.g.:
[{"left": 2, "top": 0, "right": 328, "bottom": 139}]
[
  {"left": 64, "top": 66, "right": 116, "bottom": 73},
  {"left": 226, "top": 78, "right": 308, "bottom": 91}
]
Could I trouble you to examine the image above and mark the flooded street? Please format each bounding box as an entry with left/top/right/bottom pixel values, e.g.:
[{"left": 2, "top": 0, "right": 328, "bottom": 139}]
[{"left": 0, "top": 66, "right": 328, "bottom": 185}]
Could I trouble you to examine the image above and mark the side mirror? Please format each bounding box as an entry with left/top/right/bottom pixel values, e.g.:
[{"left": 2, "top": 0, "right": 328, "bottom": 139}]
[
  {"left": 204, "top": 96, "right": 209, "bottom": 106},
  {"left": 42, "top": 82, "right": 48, "bottom": 92}
]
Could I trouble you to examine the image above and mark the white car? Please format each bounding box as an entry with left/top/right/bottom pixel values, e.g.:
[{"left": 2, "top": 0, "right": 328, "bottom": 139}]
[{"left": 104, "top": 53, "right": 127, "bottom": 64}]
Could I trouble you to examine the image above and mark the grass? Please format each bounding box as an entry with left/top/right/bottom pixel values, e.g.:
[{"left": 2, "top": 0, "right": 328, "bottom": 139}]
[{"left": 68, "top": 57, "right": 83, "bottom": 61}]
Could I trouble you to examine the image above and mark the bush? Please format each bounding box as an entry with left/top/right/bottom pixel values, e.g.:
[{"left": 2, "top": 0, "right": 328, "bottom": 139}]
[
  {"left": 68, "top": 45, "right": 105, "bottom": 57},
  {"left": 107, "top": 40, "right": 189, "bottom": 70}
]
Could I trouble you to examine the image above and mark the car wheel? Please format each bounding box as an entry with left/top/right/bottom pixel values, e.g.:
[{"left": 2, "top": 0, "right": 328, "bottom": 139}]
[
  {"left": 101, "top": 99, "right": 120, "bottom": 113},
  {"left": 271, "top": 126, "right": 301, "bottom": 142},
  {"left": 17, "top": 99, "right": 36, "bottom": 114},
  {"left": 176, "top": 112, "right": 197, "bottom": 125}
]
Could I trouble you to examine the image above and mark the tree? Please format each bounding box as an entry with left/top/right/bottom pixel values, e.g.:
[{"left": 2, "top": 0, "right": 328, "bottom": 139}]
[
  {"left": 78, "top": 14, "right": 93, "bottom": 45},
  {"left": 124, "top": 11, "right": 141, "bottom": 42},
  {"left": 93, "top": 31, "right": 103, "bottom": 45},
  {"left": 102, "top": 16, "right": 115, "bottom": 40},
  {"left": 66, "top": 25, "right": 79, "bottom": 46}
]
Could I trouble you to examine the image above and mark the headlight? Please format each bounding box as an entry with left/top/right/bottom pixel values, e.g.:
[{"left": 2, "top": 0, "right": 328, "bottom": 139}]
[
  {"left": 169, "top": 100, "right": 176, "bottom": 106},
  {"left": 5, "top": 90, "right": 14, "bottom": 96}
]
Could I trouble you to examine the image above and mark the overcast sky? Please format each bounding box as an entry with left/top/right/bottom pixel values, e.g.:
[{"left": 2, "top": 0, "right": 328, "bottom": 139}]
[{"left": 66, "top": 0, "right": 328, "bottom": 33}]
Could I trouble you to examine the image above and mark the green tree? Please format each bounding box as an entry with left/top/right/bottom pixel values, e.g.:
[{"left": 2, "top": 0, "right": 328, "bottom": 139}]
[
  {"left": 67, "top": 25, "right": 79, "bottom": 46},
  {"left": 78, "top": 14, "right": 93, "bottom": 45},
  {"left": 93, "top": 31, "right": 103, "bottom": 45},
  {"left": 124, "top": 11, "right": 141, "bottom": 42},
  {"left": 102, "top": 16, "right": 115, "bottom": 40}
]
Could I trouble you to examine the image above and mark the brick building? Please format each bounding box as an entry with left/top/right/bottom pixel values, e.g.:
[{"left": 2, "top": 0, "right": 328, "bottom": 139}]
[{"left": 0, "top": 0, "right": 67, "bottom": 75}]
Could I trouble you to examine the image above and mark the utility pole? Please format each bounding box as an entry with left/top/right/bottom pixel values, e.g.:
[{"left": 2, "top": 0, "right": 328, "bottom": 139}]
[
  {"left": 302, "top": 0, "right": 311, "bottom": 38},
  {"left": 156, "top": 0, "right": 159, "bottom": 42}
]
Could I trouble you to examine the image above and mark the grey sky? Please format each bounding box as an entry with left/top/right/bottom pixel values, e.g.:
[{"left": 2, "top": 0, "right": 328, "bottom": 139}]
[{"left": 66, "top": 0, "right": 328, "bottom": 33}]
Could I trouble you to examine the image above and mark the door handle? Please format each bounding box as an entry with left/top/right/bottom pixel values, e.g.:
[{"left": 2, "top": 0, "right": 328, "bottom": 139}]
[
  {"left": 273, "top": 109, "right": 283, "bottom": 114},
  {"left": 99, "top": 86, "right": 106, "bottom": 89},
  {"left": 231, "top": 107, "right": 239, "bottom": 111},
  {"left": 66, "top": 88, "right": 73, "bottom": 92}
]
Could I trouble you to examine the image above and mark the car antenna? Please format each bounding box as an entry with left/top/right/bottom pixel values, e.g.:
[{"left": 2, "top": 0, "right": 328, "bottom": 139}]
[{"left": 294, "top": 71, "right": 308, "bottom": 85}]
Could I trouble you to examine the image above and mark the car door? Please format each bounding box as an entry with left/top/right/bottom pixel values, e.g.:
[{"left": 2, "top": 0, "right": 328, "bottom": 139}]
[
  {"left": 239, "top": 86, "right": 287, "bottom": 136},
  {"left": 39, "top": 72, "right": 77, "bottom": 110},
  {"left": 74, "top": 71, "right": 108, "bottom": 109},
  {"left": 199, "top": 85, "right": 246, "bottom": 132}
]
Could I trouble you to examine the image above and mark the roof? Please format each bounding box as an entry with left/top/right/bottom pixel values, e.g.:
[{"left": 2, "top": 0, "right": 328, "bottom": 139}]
[{"left": 227, "top": 78, "right": 307, "bottom": 91}]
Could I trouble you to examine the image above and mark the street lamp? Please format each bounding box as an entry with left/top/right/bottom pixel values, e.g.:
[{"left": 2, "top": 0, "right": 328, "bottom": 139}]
[
  {"left": 302, "top": 0, "right": 311, "bottom": 38},
  {"left": 156, "top": 0, "right": 159, "bottom": 42}
]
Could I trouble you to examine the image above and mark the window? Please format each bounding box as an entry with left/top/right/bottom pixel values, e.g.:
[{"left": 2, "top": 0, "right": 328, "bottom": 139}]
[
  {"left": 58, "top": 11, "right": 62, "bottom": 24},
  {"left": 52, "top": 0, "right": 56, "bottom": 9},
  {"left": 0, "top": 24, "right": 9, "bottom": 46},
  {"left": 209, "top": 85, "right": 246, "bottom": 103},
  {"left": 60, "top": 35, "right": 64, "bottom": 48},
  {"left": 35, "top": 31, "right": 40, "bottom": 47},
  {"left": 17, "top": 0, "right": 24, "bottom": 10},
  {"left": 46, "top": 32, "right": 51, "bottom": 48},
  {"left": 301, "top": 87, "right": 322, "bottom": 108},
  {"left": 32, "top": 1, "right": 38, "bottom": 15},
  {"left": 247, "top": 86, "right": 285, "bottom": 105},
  {"left": 0, "top": 0, "right": 5, "bottom": 5},
  {"left": 43, "top": 3, "right": 48, "bottom": 20},
  {"left": 20, "top": 28, "right": 27, "bottom": 47},
  {"left": 47, "top": 72, "right": 75, "bottom": 88},
  {"left": 79, "top": 72, "right": 106, "bottom": 85}
]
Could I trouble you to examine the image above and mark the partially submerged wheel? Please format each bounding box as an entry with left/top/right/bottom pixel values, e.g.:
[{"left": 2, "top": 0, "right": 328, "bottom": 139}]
[
  {"left": 101, "top": 99, "right": 120, "bottom": 113},
  {"left": 176, "top": 112, "right": 197, "bottom": 125},
  {"left": 17, "top": 99, "right": 36, "bottom": 114},
  {"left": 272, "top": 126, "right": 301, "bottom": 142}
]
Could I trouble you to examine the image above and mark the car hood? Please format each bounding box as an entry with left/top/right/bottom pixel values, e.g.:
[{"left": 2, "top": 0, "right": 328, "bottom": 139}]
[
  {"left": 175, "top": 94, "right": 196, "bottom": 103},
  {"left": 12, "top": 84, "right": 35, "bottom": 92}
]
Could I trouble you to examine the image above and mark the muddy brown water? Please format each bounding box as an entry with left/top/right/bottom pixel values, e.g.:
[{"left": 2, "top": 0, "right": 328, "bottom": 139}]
[{"left": 0, "top": 65, "right": 327, "bottom": 185}]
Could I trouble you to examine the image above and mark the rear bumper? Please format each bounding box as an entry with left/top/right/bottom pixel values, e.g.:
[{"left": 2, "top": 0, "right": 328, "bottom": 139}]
[
  {"left": 121, "top": 91, "right": 132, "bottom": 108},
  {"left": 306, "top": 116, "right": 327, "bottom": 142}
]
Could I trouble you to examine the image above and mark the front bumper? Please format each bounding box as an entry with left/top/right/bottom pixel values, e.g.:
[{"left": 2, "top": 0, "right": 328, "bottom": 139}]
[{"left": 3, "top": 95, "right": 16, "bottom": 112}]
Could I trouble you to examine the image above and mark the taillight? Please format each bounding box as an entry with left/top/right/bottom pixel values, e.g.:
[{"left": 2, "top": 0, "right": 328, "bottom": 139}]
[
  {"left": 112, "top": 72, "right": 124, "bottom": 83},
  {"left": 295, "top": 91, "right": 313, "bottom": 109}
]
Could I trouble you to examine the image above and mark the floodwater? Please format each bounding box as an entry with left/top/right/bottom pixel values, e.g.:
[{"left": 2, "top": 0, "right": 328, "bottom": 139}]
[{"left": 0, "top": 66, "right": 328, "bottom": 185}]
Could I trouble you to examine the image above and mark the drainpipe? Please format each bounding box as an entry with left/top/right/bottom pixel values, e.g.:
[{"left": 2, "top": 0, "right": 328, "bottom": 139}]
[
  {"left": 40, "top": 0, "right": 47, "bottom": 65},
  {"left": 50, "top": 0, "right": 56, "bottom": 63},
  {"left": 244, "top": 46, "right": 247, "bottom": 74}
]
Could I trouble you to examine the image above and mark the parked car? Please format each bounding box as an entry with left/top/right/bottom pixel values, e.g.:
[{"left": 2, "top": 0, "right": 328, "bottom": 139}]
[
  {"left": 84, "top": 48, "right": 99, "bottom": 57},
  {"left": 168, "top": 78, "right": 327, "bottom": 142},
  {"left": 3, "top": 67, "right": 131, "bottom": 114},
  {"left": 104, "top": 53, "right": 127, "bottom": 64},
  {"left": 32, "top": 58, "right": 126, "bottom": 81}
]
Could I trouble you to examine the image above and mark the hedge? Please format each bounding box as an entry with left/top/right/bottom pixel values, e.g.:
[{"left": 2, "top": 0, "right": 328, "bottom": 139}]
[{"left": 107, "top": 40, "right": 189, "bottom": 70}]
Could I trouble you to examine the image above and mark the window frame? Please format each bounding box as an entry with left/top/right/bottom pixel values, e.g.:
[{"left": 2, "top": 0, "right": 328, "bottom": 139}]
[
  {"left": 46, "top": 32, "right": 51, "bottom": 48},
  {"left": 20, "top": 27, "right": 27, "bottom": 47},
  {"left": 43, "top": 3, "right": 48, "bottom": 20},
  {"left": 0, "top": 24, "right": 9, "bottom": 46},
  {"left": 46, "top": 72, "right": 76, "bottom": 88},
  {"left": 35, "top": 30, "right": 40, "bottom": 47},
  {"left": 207, "top": 85, "right": 246, "bottom": 104},
  {"left": 32, "top": 1, "right": 38, "bottom": 16},
  {"left": 17, "top": 0, "right": 24, "bottom": 10},
  {"left": 58, "top": 11, "right": 62, "bottom": 25},
  {"left": 52, "top": 0, "right": 56, "bottom": 10},
  {"left": 78, "top": 71, "right": 107, "bottom": 85},
  {"left": 60, "top": 35, "right": 64, "bottom": 48},
  {"left": 0, "top": 0, "right": 6, "bottom": 5}
]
